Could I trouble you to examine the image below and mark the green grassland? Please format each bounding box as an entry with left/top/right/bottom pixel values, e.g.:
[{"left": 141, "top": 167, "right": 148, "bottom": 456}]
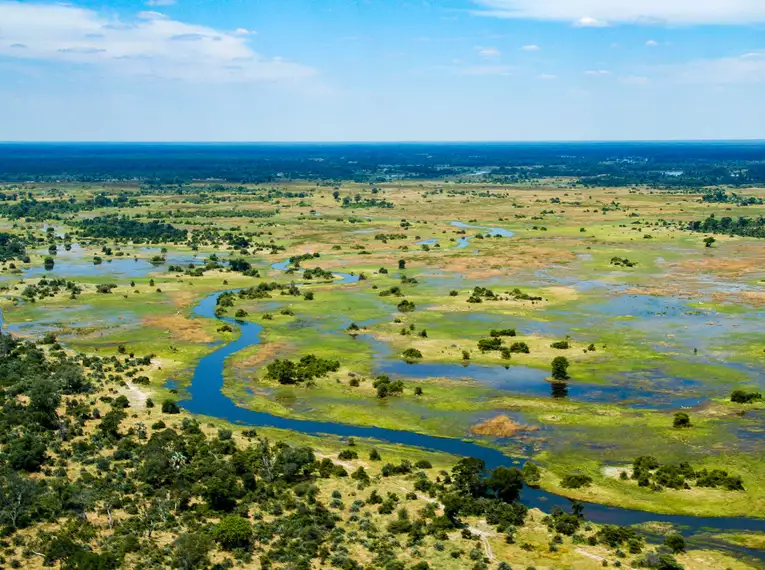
[{"left": 2, "top": 179, "right": 765, "bottom": 528}]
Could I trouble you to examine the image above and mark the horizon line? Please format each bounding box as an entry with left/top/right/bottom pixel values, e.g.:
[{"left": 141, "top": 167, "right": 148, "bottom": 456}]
[{"left": 1, "top": 139, "right": 765, "bottom": 145}]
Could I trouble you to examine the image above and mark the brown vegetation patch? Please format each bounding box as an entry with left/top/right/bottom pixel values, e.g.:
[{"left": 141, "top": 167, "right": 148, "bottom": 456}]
[
  {"left": 169, "top": 290, "right": 196, "bottom": 309},
  {"left": 673, "top": 256, "right": 764, "bottom": 278},
  {"left": 143, "top": 314, "right": 212, "bottom": 343},
  {"left": 470, "top": 415, "right": 529, "bottom": 437},
  {"left": 235, "top": 342, "right": 290, "bottom": 370}
]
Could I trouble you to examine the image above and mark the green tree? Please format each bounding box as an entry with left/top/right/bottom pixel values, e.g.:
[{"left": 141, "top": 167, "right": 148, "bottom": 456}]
[
  {"left": 551, "top": 356, "right": 570, "bottom": 381},
  {"left": 173, "top": 533, "right": 213, "bottom": 569},
  {"left": 487, "top": 467, "right": 524, "bottom": 503},
  {"left": 665, "top": 534, "right": 686, "bottom": 554},
  {"left": 673, "top": 412, "right": 692, "bottom": 428},
  {"left": 214, "top": 515, "right": 253, "bottom": 550},
  {"left": 703, "top": 236, "right": 716, "bottom": 248}
]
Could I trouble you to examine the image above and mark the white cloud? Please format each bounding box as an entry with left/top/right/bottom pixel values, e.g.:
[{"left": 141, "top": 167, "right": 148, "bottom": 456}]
[
  {"left": 0, "top": 1, "right": 315, "bottom": 84},
  {"left": 471, "top": 0, "right": 765, "bottom": 25},
  {"left": 536, "top": 73, "right": 556, "bottom": 79},
  {"left": 145, "top": 0, "right": 176, "bottom": 6},
  {"left": 137, "top": 11, "right": 167, "bottom": 20},
  {"left": 574, "top": 16, "right": 609, "bottom": 27},
  {"left": 646, "top": 39, "right": 659, "bottom": 47},
  {"left": 584, "top": 69, "right": 611, "bottom": 75},
  {"left": 476, "top": 46, "right": 501, "bottom": 57},
  {"left": 521, "top": 44, "right": 540, "bottom": 51},
  {"left": 234, "top": 28, "right": 253, "bottom": 36}
]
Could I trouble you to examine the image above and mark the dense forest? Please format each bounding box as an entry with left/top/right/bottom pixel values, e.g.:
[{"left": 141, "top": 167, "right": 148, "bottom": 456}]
[{"left": 1, "top": 142, "right": 764, "bottom": 186}]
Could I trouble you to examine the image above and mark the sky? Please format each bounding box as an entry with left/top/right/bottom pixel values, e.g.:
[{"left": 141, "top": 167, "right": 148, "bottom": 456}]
[{"left": 0, "top": 0, "right": 764, "bottom": 141}]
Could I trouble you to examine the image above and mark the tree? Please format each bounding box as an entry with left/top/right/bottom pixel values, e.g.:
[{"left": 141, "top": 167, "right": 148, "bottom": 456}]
[
  {"left": 7, "top": 430, "right": 48, "bottom": 472},
  {"left": 522, "top": 462, "right": 541, "bottom": 487},
  {"left": 0, "top": 469, "right": 39, "bottom": 529},
  {"left": 398, "top": 259, "right": 406, "bottom": 270},
  {"left": 99, "top": 409, "right": 127, "bottom": 439},
  {"left": 673, "top": 412, "right": 691, "bottom": 428},
  {"left": 487, "top": 467, "right": 524, "bottom": 503},
  {"left": 551, "top": 356, "right": 570, "bottom": 381},
  {"left": 452, "top": 457, "right": 486, "bottom": 497},
  {"left": 665, "top": 534, "right": 686, "bottom": 554},
  {"left": 704, "top": 236, "right": 716, "bottom": 248},
  {"left": 173, "top": 533, "right": 213, "bottom": 569},
  {"left": 402, "top": 348, "right": 423, "bottom": 360},
  {"left": 162, "top": 400, "right": 181, "bottom": 414},
  {"left": 214, "top": 515, "right": 253, "bottom": 550}
]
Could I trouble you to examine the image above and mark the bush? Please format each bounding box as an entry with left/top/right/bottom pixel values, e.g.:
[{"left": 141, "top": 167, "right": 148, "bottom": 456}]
[
  {"left": 477, "top": 338, "right": 503, "bottom": 351},
  {"left": 402, "top": 348, "right": 423, "bottom": 360},
  {"left": 214, "top": 515, "right": 253, "bottom": 550},
  {"left": 561, "top": 473, "right": 592, "bottom": 489},
  {"left": 551, "top": 357, "right": 570, "bottom": 381},
  {"left": 730, "top": 390, "right": 762, "bottom": 404},
  {"left": 508, "top": 342, "right": 530, "bottom": 354},
  {"left": 161, "top": 400, "right": 181, "bottom": 414},
  {"left": 672, "top": 412, "right": 691, "bottom": 428},
  {"left": 664, "top": 534, "right": 686, "bottom": 554}
]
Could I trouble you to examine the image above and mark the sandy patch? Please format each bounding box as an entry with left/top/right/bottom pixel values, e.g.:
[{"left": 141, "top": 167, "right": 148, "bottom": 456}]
[
  {"left": 122, "top": 383, "right": 148, "bottom": 408},
  {"left": 602, "top": 465, "right": 631, "bottom": 479}
]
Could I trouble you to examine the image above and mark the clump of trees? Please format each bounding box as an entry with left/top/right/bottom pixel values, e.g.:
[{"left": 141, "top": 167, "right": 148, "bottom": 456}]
[
  {"left": 689, "top": 214, "right": 765, "bottom": 238},
  {"left": 730, "top": 390, "right": 762, "bottom": 404},
  {"left": 630, "top": 455, "right": 744, "bottom": 491},
  {"left": 610, "top": 256, "right": 637, "bottom": 267},
  {"left": 78, "top": 215, "right": 187, "bottom": 243},
  {"left": 265, "top": 355, "right": 340, "bottom": 385},
  {"left": 373, "top": 375, "right": 405, "bottom": 398}
]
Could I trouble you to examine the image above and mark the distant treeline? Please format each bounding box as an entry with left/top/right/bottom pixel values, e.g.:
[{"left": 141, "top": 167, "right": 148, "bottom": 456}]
[
  {"left": 77, "top": 215, "right": 187, "bottom": 243},
  {"left": 688, "top": 215, "right": 765, "bottom": 238},
  {"left": 0, "top": 194, "right": 140, "bottom": 221},
  {"left": 701, "top": 189, "right": 764, "bottom": 206},
  {"left": 2, "top": 142, "right": 765, "bottom": 186},
  {"left": 145, "top": 209, "right": 277, "bottom": 220}
]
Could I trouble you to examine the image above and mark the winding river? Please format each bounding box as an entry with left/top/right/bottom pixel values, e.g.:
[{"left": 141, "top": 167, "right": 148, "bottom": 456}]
[
  {"left": 3, "top": 244, "right": 764, "bottom": 560},
  {"left": 181, "top": 289, "right": 765, "bottom": 551}
]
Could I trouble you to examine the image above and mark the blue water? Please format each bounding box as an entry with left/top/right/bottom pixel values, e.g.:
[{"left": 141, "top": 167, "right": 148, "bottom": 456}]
[
  {"left": 451, "top": 221, "right": 515, "bottom": 238},
  {"left": 270, "top": 259, "right": 360, "bottom": 285},
  {"left": 451, "top": 221, "right": 514, "bottom": 249},
  {"left": 25, "top": 244, "right": 200, "bottom": 279},
  {"left": 377, "top": 359, "right": 703, "bottom": 410},
  {"left": 178, "top": 290, "right": 765, "bottom": 542}
]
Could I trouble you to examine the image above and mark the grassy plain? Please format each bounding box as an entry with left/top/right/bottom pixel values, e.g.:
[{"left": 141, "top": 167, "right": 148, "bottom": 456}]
[{"left": 2, "top": 179, "right": 765, "bottom": 531}]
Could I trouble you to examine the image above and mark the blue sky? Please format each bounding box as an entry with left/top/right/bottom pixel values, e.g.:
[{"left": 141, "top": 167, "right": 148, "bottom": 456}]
[{"left": 1, "top": 0, "right": 764, "bottom": 141}]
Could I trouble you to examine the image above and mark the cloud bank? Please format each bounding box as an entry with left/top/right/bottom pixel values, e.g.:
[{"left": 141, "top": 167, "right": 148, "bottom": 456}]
[
  {"left": 472, "top": 0, "right": 765, "bottom": 25},
  {"left": 0, "top": 1, "right": 315, "bottom": 83}
]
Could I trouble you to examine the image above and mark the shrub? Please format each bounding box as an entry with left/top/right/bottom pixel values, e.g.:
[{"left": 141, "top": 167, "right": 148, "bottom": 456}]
[
  {"left": 672, "top": 412, "right": 691, "bottom": 428},
  {"left": 561, "top": 473, "right": 592, "bottom": 489},
  {"left": 161, "top": 400, "right": 180, "bottom": 414},
  {"left": 214, "top": 515, "right": 253, "bottom": 550},
  {"left": 402, "top": 348, "right": 423, "bottom": 360},
  {"left": 551, "top": 357, "right": 570, "bottom": 381},
  {"left": 730, "top": 390, "right": 762, "bottom": 404}
]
